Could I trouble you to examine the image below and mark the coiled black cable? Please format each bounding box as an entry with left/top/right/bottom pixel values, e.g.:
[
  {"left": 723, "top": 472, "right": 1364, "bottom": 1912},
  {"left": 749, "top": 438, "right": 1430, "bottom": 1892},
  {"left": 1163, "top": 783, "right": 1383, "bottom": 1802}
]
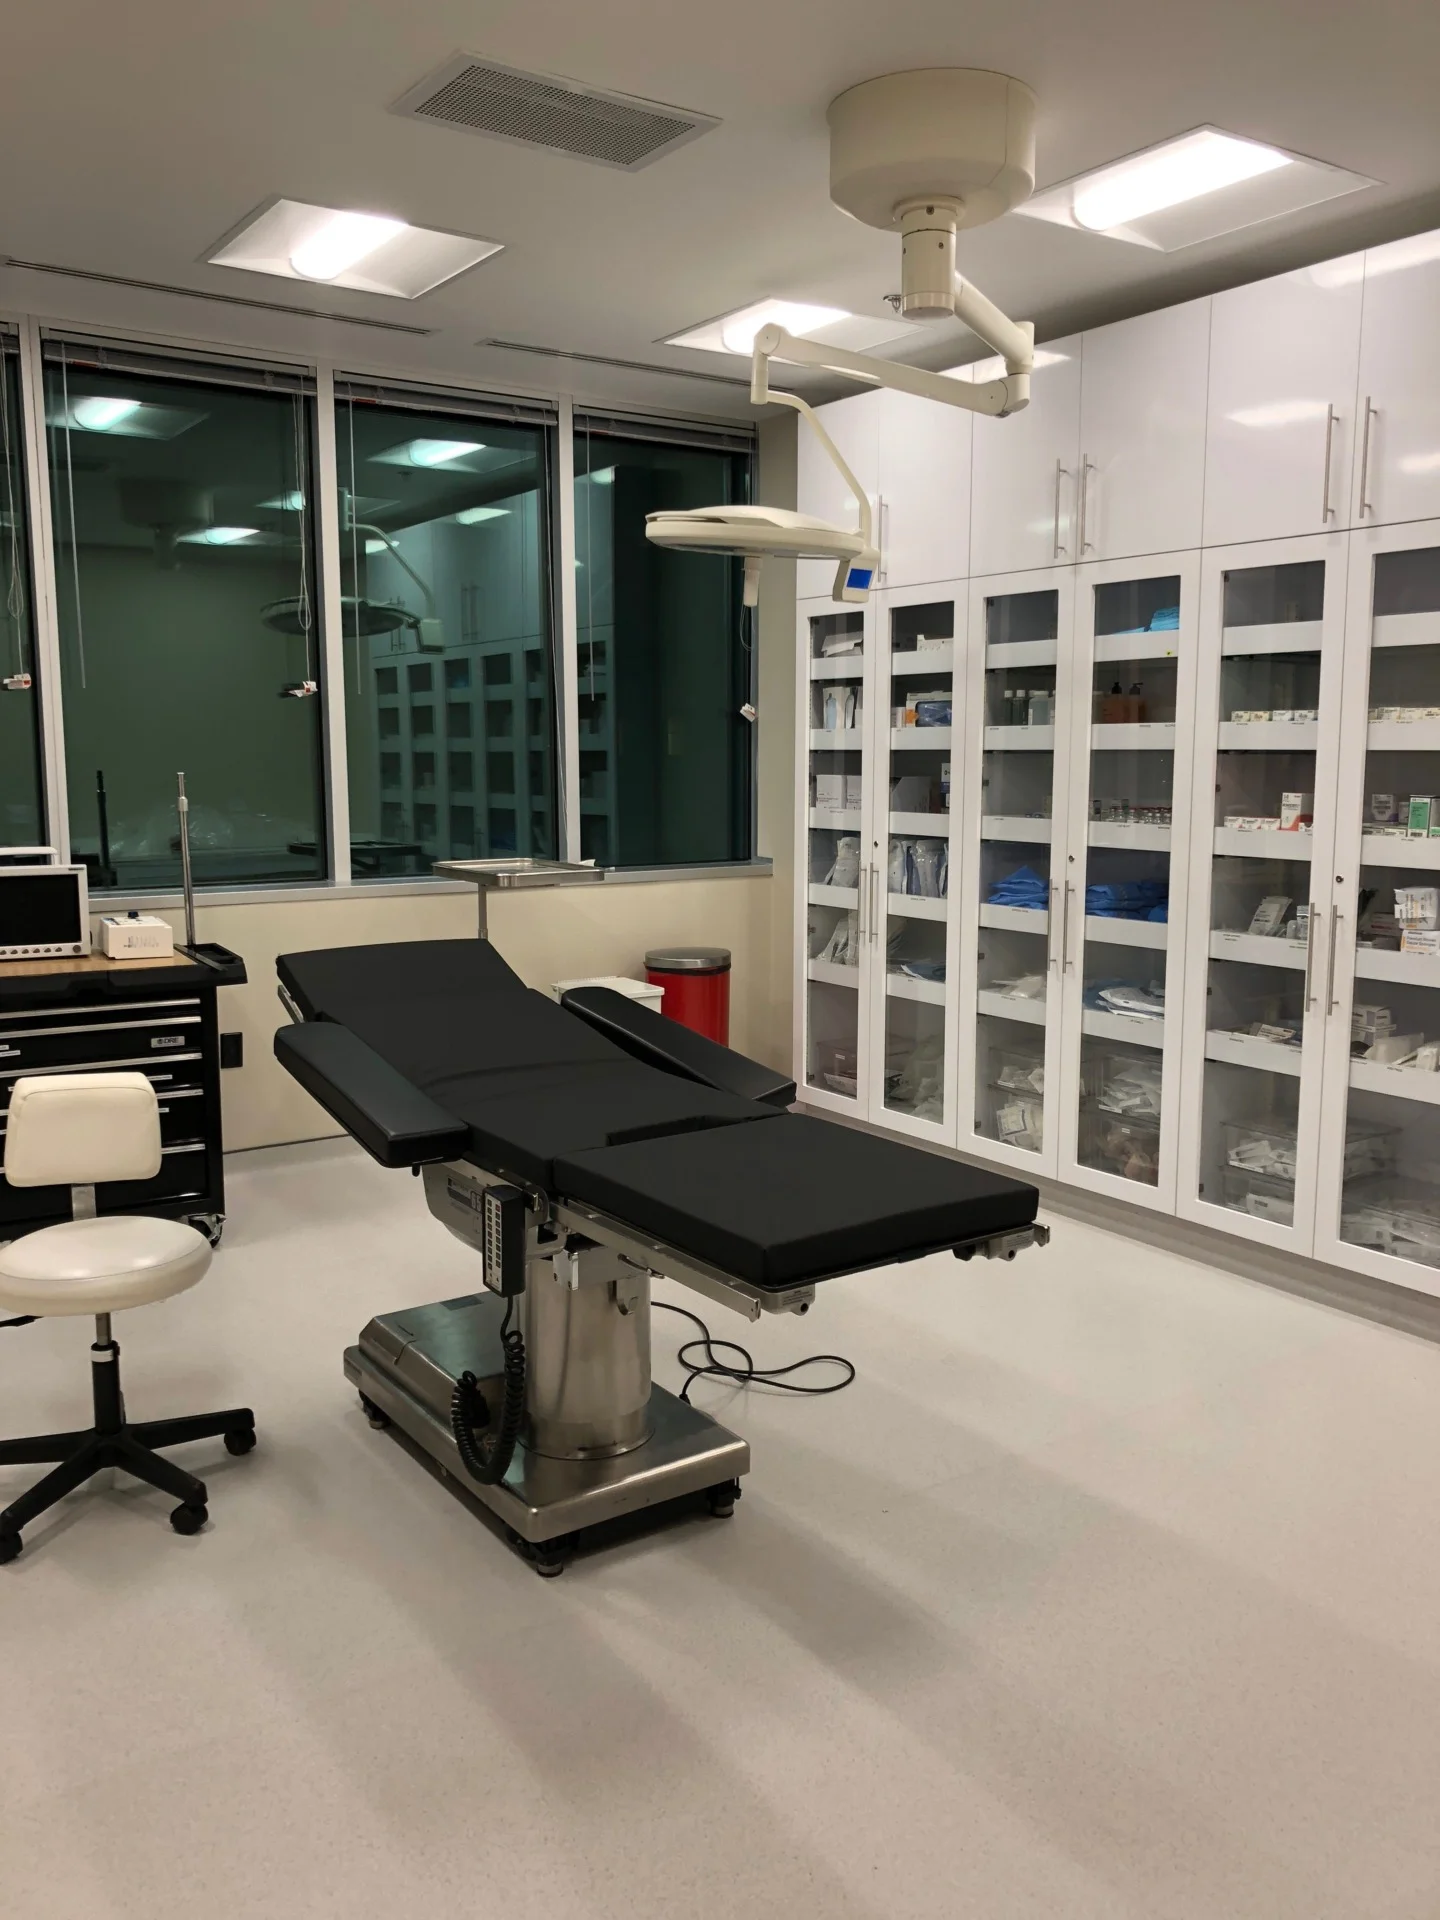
[
  {"left": 450, "top": 1298, "right": 526, "bottom": 1485},
  {"left": 654, "top": 1301, "right": 856, "bottom": 1404}
]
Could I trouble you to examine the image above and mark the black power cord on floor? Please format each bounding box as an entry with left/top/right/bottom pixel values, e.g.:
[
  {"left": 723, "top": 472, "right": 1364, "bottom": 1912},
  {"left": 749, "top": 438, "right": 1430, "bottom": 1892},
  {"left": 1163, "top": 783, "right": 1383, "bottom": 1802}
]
[{"left": 654, "top": 1301, "right": 856, "bottom": 1404}]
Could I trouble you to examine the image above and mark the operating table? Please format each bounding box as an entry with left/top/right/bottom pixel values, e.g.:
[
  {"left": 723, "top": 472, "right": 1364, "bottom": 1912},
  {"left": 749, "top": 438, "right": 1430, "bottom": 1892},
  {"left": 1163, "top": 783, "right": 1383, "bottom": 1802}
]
[{"left": 274, "top": 939, "right": 1046, "bottom": 1574}]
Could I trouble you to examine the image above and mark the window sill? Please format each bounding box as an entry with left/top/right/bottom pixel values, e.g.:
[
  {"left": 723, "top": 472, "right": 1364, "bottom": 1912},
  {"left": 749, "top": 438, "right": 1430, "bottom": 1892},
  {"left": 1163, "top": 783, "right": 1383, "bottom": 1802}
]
[{"left": 93, "top": 859, "right": 772, "bottom": 912}]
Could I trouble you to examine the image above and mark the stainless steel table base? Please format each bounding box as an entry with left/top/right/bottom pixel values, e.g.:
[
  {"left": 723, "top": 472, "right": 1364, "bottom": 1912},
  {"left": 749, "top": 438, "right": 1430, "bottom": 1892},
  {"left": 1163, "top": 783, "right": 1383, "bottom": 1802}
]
[{"left": 343, "top": 1295, "right": 749, "bottom": 1570}]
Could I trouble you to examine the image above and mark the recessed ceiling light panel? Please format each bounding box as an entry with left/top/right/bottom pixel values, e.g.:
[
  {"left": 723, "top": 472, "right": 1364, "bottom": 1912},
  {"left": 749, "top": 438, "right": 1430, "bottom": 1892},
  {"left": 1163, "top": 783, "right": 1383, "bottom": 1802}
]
[
  {"left": 208, "top": 198, "right": 503, "bottom": 299},
  {"left": 665, "top": 299, "right": 919, "bottom": 358},
  {"left": 373, "top": 437, "right": 487, "bottom": 469},
  {"left": 1016, "top": 127, "right": 1376, "bottom": 251}
]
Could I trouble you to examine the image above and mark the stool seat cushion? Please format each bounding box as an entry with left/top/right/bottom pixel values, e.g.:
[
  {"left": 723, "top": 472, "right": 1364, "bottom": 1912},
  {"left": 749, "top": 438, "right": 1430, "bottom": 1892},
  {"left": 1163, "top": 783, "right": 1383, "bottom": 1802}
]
[{"left": 0, "top": 1216, "right": 212, "bottom": 1316}]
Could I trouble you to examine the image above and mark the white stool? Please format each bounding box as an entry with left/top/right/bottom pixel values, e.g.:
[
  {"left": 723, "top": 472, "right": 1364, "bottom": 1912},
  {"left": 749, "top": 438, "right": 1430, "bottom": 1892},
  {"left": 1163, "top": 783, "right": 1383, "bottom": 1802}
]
[{"left": 0, "top": 1073, "right": 255, "bottom": 1564}]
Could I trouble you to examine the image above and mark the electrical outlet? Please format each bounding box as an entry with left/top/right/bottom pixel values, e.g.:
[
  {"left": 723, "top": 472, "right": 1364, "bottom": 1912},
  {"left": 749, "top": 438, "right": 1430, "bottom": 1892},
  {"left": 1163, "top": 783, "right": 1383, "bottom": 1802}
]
[{"left": 220, "top": 1032, "right": 244, "bottom": 1069}]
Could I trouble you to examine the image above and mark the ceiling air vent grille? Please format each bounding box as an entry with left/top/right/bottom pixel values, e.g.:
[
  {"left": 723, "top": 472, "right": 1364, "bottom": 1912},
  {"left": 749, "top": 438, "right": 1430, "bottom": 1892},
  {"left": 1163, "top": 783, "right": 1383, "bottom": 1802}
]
[{"left": 393, "top": 56, "right": 718, "bottom": 171}]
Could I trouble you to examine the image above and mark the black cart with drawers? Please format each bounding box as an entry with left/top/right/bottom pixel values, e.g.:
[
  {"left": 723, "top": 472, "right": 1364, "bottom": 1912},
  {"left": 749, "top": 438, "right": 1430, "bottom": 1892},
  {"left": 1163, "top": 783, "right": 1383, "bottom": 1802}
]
[{"left": 0, "top": 948, "right": 246, "bottom": 1246}]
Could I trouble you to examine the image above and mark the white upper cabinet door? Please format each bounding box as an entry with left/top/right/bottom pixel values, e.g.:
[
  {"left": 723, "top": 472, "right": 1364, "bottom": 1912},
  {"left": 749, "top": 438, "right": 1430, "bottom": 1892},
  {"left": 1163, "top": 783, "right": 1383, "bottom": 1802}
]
[
  {"left": 1203, "top": 261, "right": 1363, "bottom": 547},
  {"left": 795, "top": 390, "right": 880, "bottom": 600},
  {"left": 969, "top": 337, "right": 1083, "bottom": 578},
  {"left": 1077, "top": 301, "right": 1211, "bottom": 561},
  {"left": 873, "top": 387, "right": 972, "bottom": 588},
  {"left": 1352, "top": 231, "right": 1440, "bottom": 528}
]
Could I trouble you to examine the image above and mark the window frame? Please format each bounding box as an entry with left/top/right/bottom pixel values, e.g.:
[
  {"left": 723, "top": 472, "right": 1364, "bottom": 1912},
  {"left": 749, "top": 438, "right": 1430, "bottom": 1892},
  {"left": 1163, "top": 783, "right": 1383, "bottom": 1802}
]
[{"left": 1, "top": 312, "right": 764, "bottom": 898}]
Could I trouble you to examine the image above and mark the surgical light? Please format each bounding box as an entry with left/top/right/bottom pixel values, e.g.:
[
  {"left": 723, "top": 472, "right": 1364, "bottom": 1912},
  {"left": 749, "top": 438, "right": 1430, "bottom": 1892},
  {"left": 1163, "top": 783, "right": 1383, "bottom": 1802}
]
[
  {"left": 184, "top": 526, "right": 260, "bottom": 546},
  {"left": 290, "top": 211, "right": 409, "bottom": 282},
  {"left": 1072, "top": 131, "right": 1291, "bottom": 232},
  {"left": 71, "top": 395, "right": 141, "bottom": 432}
]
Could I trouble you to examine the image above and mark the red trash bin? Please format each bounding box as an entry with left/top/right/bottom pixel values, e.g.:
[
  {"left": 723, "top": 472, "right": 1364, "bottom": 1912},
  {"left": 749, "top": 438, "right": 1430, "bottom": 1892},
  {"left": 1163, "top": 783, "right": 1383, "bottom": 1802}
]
[{"left": 645, "top": 947, "right": 731, "bottom": 1045}]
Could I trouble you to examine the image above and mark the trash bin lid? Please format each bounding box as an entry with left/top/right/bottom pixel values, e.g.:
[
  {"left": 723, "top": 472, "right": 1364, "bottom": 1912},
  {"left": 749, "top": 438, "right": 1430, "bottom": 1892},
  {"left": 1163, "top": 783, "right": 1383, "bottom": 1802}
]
[{"left": 644, "top": 946, "right": 731, "bottom": 973}]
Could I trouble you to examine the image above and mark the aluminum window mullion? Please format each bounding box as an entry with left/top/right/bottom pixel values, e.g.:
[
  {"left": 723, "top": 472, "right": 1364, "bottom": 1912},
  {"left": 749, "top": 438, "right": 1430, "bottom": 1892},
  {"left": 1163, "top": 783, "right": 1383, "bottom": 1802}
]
[
  {"left": 314, "top": 368, "right": 350, "bottom": 886},
  {"left": 17, "top": 317, "right": 68, "bottom": 859},
  {"left": 556, "top": 393, "right": 581, "bottom": 862}
]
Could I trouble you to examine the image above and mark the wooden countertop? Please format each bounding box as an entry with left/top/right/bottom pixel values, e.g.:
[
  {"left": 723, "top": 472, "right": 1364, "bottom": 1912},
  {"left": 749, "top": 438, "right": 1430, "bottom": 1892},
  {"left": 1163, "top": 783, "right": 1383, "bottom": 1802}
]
[{"left": 0, "top": 952, "right": 196, "bottom": 981}]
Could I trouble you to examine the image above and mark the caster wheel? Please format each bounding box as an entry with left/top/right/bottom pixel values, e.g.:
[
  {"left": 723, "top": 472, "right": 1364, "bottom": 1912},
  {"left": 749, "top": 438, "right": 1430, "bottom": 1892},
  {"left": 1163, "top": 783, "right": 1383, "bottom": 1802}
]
[
  {"left": 359, "top": 1395, "right": 391, "bottom": 1430},
  {"left": 185, "top": 1215, "right": 224, "bottom": 1249},
  {"left": 170, "top": 1503, "right": 208, "bottom": 1536},
  {"left": 706, "top": 1480, "right": 740, "bottom": 1519},
  {"left": 0, "top": 1530, "right": 20, "bottom": 1565},
  {"left": 224, "top": 1427, "right": 256, "bottom": 1457}
]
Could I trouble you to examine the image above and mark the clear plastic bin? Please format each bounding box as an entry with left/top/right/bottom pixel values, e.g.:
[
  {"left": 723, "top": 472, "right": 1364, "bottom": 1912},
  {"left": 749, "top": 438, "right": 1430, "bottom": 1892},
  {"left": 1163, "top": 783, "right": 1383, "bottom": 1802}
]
[
  {"left": 1341, "top": 1178, "right": 1440, "bottom": 1269},
  {"left": 989, "top": 1045, "right": 1045, "bottom": 1096},
  {"left": 1222, "top": 1170, "right": 1296, "bottom": 1226},
  {"left": 1222, "top": 1117, "right": 1396, "bottom": 1188}
]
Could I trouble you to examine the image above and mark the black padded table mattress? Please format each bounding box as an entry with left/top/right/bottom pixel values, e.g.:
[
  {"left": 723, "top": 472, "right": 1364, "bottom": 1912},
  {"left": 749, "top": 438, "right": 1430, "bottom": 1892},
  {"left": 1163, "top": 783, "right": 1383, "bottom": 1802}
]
[{"left": 276, "top": 940, "right": 1039, "bottom": 1289}]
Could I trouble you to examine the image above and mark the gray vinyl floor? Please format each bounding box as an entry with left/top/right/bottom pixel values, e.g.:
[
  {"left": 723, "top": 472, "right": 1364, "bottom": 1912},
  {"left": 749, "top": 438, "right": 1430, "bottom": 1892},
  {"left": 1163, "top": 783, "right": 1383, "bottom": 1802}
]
[{"left": 4, "top": 1136, "right": 1440, "bottom": 1919}]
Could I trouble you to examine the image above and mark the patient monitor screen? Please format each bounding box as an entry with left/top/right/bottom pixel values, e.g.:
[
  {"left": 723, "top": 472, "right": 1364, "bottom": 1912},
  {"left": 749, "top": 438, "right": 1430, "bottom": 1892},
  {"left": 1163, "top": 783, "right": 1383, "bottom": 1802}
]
[{"left": 0, "top": 872, "right": 84, "bottom": 949}]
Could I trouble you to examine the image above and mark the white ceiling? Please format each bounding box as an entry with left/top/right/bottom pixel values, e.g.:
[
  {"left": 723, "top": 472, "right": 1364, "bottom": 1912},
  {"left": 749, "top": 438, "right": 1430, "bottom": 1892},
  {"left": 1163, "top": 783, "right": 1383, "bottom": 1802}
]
[{"left": 4, "top": 0, "right": 1440, "bottom": 421}]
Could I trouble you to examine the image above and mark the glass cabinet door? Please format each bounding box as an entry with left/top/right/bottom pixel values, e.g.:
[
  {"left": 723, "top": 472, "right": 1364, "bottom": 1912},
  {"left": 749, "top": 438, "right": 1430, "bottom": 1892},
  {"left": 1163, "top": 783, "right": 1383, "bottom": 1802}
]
[
  {"left": 958, "top": 573, "right": 1076, "bottom": 1173},
  {"left": 872, "top": 588, "right": 960, "bottom": 1139},
  {"left": 802, "top": 602, "right": 871, "bottom": 1111},
  {"left": 1317, "top": 527, "right": 1440, "bottom": 1289},
  {"left": 1058, "top": 560, "right": 1198, "bottom": 1206},
  {"left": 1180, "top": 538, "right": 1348, "bottom": 1247}
]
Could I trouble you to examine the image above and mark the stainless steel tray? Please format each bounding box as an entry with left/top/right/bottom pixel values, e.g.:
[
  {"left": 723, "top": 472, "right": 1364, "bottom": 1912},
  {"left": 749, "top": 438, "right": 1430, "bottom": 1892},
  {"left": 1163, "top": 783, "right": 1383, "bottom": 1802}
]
[{"left": 433, "top": 857, "right": 605, "bottom": 891}]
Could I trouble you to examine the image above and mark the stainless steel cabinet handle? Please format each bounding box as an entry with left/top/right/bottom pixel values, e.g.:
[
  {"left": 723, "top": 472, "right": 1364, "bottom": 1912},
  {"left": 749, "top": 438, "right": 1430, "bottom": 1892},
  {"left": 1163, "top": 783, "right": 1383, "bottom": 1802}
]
[
  {"left": 1321, "top": 405, "right": 1338, "bottom": 523},
  {"left": 854, "top": 862, "right": 867, "bottom": 942},
  {"left": 1048, "top": 879, "right": 1059, "bottom": 971},
  {"left": 1327, "top": 909, "right": 1343, "bottom": 1012},
  {"left": 1052, "top": 459, "right": 1069, "bottom": 559},
  {"left": 1358, "top": 399, "right": 1377, "bottom": 517},
  {"left": 1305, "top": 904, "right": 1322, "bottom": 1009},
  {"left": 869, "top": 864, "right": 880, "bottom": 945},
  {"left": 1078, "top": 456, "right": 1095, "bottom": 554},
  {"left": 1062, "top": 881, "right": 1076, "bottom": 972}
]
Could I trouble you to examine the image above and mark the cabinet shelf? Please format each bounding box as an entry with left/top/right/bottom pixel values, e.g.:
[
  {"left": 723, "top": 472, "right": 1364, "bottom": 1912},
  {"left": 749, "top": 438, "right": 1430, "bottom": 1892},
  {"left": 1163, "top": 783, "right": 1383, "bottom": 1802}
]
[
  {"left": 810, "top": 729, "right": 863, "bottom": 751},
  {"left": 890, "top": 810, "right": 952, "bottom": 835},
  {"left": 1204, "top": 1029, "right": 1303, "bottom": 1076},
  {"left": 1212, "top": 826, "right": 1313, "bottom": 861},
  {"left": 1359, "top": 833, "right": 1440, "bottom": 871},
  {"left": 984, "top": 725, "right": 1054, "bottom": 751},
  {"left": 981, "top": 904, "right": 1049, "bottom": 935},
  {"left": 1088, "top": 821, "right": 1172, "bottom": 851},
  {"left": 886, "top": 971, "right": 946, "bottom": 1006},
  {"left": 887, "top": 893, "right": 947, "bottom": 922},
  {"left": 808, "top": 883, "right": 858, "bottom": 909},
  {"left": 976, "top": 989, "right": 1047, "bottom": 1026},
  {"left": 809, "top": 809, "right": 861, "bottom": 831},
  {"left": 1082, "top": 1008, "right": 1165, "bottom": 1049},
  {"left": 1349, "top": 1059, "right": 1440, "bottom": 1106},
  {"left": 1367, "top": 720, "right": 1440, "bottom": 752},
  {"left": 1372, "top": 612, "right": 1440, "bottom": 650},
  {"left": 1209, "top": 929, "right": 1308, "bottom": 970},
  {"left": 891, "top": 727, "right": 952, "bottom": 751},
  {"left": 890, "top": 647, "right": 954, "bottom": 675},
  {"left": 1354, "top": 947, "right": 1440, "bottom": 990},
  {"left": 1085, "top": 915, "right": 1168, "bottom": 950},
  {"left": 986, "top": 638, "right": 1056, "bottom": 670},
  {"left": 981, "top": 815, "right": 1052, "bottom": 843},
  {"left": 809, "top": 656, "right": 864, "bottom": 679},
  {"left": 1217, "top": 722, "right": 1320, "bottom": 751},
  {"left": 1094, "top": 631, "right": 1181, "bottom": 664},
  {"left": 1220, "top": 621, "right": 1323, "bottom": 657},
  {"left": 1091, "top": 723, "right": 1177, "bottom": 752},
  {"left": 808, "top": 960, "right": 860, "bottom": 991}
]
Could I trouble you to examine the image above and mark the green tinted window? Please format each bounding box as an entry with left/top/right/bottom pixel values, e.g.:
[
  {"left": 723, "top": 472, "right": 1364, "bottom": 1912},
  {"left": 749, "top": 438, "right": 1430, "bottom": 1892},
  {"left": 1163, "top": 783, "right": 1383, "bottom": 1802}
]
[
  {"left": 0, "top": 340, "right": 42, "bottom": 847},
  {"left": 574, "top": 429, "right": 753, "bottom": 868},
  {"left": 336, "top": 393, "right": 557, "bottom": 877},
  {"left": 45, "top": 349, "right": 324, "bottom": 889}
]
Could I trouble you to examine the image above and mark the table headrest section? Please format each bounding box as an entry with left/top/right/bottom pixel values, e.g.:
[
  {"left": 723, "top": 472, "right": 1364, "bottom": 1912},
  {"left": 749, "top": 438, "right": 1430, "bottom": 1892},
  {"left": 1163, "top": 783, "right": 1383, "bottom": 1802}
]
[
  {"left": 554, "top": 1113, "right": 1039, "bottom": 1288},
  {"left": 274, "top": 1023, "right": 470, "bottom": 1168},
  {"left": 279, "top": 939, "right": 528, "bottom": 1026}
]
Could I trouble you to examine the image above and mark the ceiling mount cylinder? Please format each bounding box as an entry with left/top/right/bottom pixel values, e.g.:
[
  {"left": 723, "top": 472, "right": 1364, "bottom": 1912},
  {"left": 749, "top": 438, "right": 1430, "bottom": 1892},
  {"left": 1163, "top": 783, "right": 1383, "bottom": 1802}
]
[
  {"left": 828, "top": 69, "right": 1037, "bottom": 234},
  {"left": 898, "top": 200, "right": 960, "bottom": 320}
]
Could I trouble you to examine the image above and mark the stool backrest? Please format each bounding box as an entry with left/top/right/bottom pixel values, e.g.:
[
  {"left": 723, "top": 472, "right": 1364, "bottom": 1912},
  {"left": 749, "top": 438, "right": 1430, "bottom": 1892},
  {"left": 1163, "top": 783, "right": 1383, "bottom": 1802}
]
[{"left": 4, "top": 1073, "right": 162, "bottom": 1188}]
